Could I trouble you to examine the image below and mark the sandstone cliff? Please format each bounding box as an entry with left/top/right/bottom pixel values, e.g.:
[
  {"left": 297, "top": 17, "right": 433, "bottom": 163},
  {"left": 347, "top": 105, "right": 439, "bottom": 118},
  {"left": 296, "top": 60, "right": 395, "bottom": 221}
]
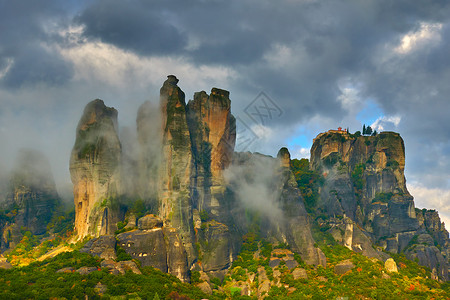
[
  {"left": 310, "top": 130, "right": 448, "bottom": 280},
  {"left": 158, "top": 75, "right": 196, "bottom": 263},
  {"left": 70, "top": 99, "right": 122, "bottom": 239},
  {"left": 187, "top": 88, "right": 236, "bottom": 219}
]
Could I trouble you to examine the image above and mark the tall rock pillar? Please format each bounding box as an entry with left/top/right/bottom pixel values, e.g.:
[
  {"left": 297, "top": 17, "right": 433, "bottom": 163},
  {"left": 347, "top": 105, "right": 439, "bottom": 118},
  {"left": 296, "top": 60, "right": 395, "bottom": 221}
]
[
  {"left": 159, "top": 75, "right": 195, "bottom": 261},
  {"left": 187, "top": 88, "right": 236, "bottom": 218},
  {"left": 70, "top": 99, "right": 122, "bottom": 239}
]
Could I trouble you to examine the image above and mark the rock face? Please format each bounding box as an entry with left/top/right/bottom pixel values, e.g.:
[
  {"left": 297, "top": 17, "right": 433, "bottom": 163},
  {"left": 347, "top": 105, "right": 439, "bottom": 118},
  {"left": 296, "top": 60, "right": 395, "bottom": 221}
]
[
  {"left": 404, "top": 209, "right": 450, "bottom": 280},
  {"left": 225, "top": 149, "right": 324, "bottom": 267},
  {"left": 310, "top": 130, "right": 449, "bottom": 280},
  {"left": 187, "top": 88, "right": 236, "bottom": 218},
  {"left": 117, "top": 215, "right": 189, "bottom": 282},
  {"left": 1, "top": 149, "right": 60, "bottom": 251},
  {"left": 70, "top": 99, "right": 122, "bottom": 239},
  {"left": 158, "top": 75, "right": 196, "bottom": 263}
]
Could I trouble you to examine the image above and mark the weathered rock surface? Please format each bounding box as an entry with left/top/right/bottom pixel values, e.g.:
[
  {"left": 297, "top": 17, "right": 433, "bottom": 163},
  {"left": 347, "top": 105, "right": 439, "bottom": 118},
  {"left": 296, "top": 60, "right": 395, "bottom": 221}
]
[
  {"left": 158, "top": 75, "right": 195, "bottom": 263},
  {"left": 70, "top": 99, "right": 122, "bottom": 239},
  {"left": 117, "top": 225, "right": 189, "bottom": 282},
  {"left": 80, "top": 235, "right": 117, "bottom": 260},
  {"left": 292, "top": 268, "right": 308, "bottom": 280},
  {"left": 196, "top": 281, "right": 212, "bottom": 295},
  {"left": 197, "top": 220, "right": 233, "bottom": 278},
  {"left": 334, "top": 259, "right": 355, "bottom": 275},
  {"left": 101, "top": 259, "right": 142, "bottom": 275},
  {"left": 310, "top": 130, "right": 449, "bottom": 280},
  {"left": 76, "top": 266, "right": 98, "bottom": 275},
  {"left": 137, "top": 214, "right": 163, "bottom": 230},
  {"left": 1, "top": 149, "right": 60, "bottom": 251},
  {"left": 0, "top": 256, "right": 12, "bottom": 269},
  {"left": 187, "top": 88, "right": 236, "bottom": 218},
  {"left": 385, "top": 258, "right": 398, "bottom": 273},
  {"left": 311, "top": 131, "right": 417, "bottom": 241},
  {"left": 56, "top": 267, "right": 74, "bottom": 273}
]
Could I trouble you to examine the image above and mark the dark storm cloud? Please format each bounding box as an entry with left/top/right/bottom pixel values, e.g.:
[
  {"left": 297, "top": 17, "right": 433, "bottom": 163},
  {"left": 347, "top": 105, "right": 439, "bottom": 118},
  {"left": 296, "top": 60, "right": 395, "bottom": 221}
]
[
  {"left": 73, "top": 1, "right": 450, "bottom": 188},
  {"left": 75, "top": 0, "right": 188, "bottom": 55},
  {"left": 0, "top": 0, "right": 74, "bottom": 88}
]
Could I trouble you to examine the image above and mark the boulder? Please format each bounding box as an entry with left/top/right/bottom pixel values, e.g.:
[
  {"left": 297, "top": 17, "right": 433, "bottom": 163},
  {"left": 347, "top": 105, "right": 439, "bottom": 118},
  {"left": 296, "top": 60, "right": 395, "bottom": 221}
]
[
  {"left": 137, "top": 214, "right": 163, "bottom": 230},
  {"left": 196, "top": 282, "right": 212, "bottom": 295},
  {"left": 80, "top": 235, "right": 117, "bottom": 260},
  {"left": 292, "top": 268, "right": 308, "bottom": 280},
  {"left": 385, "top": 258, "right": 398, "bottom": 273},
  {"left": 56, "top": 267, "right": 74, "bottom": 273},
  {"left": 334, "top": 259, "right": 355, "bottom": 275},
  {"left": 76, "top": 266, "right": 98, "bottom": 275}
]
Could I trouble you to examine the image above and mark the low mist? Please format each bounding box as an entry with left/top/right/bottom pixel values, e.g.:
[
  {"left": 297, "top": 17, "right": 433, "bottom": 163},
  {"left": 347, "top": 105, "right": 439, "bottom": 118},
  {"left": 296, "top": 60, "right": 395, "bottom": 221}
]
[
  {"left": 223, "top": 153, "right": 283, "bottom": 224},
  {"left": 119, "top": 100, "right": 162, "bottom": 205}
]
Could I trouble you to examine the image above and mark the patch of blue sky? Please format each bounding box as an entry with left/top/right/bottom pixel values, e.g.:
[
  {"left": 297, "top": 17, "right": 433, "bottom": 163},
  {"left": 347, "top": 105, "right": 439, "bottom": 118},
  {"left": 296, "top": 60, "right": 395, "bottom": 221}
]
[
  {"left": 356, "top": 99, "right": 384, "bottom": 126},
  {"left": 286, "top": 134, "right": 309, "bottom": 148}
]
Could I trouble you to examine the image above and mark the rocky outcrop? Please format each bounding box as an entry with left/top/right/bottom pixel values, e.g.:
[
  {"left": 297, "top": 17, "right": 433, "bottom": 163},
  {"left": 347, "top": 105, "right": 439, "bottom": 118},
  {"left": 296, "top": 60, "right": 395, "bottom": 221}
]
[
  {"left": 275, "top": 148, "right": 326, "bottom": 266},
  {"left": 187, "top": 88, "right": 236, "bottom": 219},
  {"left": 80, "top": 235, "right": 117, "bottom": 260},
  {"left": 158, "top": 75, "right": 195, "bottom": 264},
  {"left": 334, "top": 259, "right": 355, "bottom": 275},
  {"left": 311, "top": 131, "right": 417, "bottom": 237},
  {"left": 117, "top": 214, "right": 189, "bottom": 282},
  {"left": 310, "top": 130, "right": 449, "bottom": 280},
  {"left": 1, "top": 149, "right": 60, "bottom": 251},
  {"left": 404, "top": 209, "right": 450, "bottom": 280},
  {"left": 384, "top": 258, "right": 398, "bottom": 273},
  {"left": 70, "top": 99, "right": 122, "bottom": 239}
]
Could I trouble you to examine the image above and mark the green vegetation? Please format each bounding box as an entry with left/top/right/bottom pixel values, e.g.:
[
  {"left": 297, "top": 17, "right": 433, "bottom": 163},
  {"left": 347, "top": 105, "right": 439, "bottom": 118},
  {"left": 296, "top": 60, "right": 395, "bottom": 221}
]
[
  {"left": 387, "top": 160, "right": 400, "bottom": 169},
  {"left": 323, "top": 152, "right": 340, "bottom": 167},
  {"left": 0, "top": 250, "right": 220, "bottom": 299},
  {"left": 218, "top": 217, "right": 450, "bottom": 299},
  {"left": 351, "top": 163, "right": 366, "bottom": 199},
  {"left": 47, "top": 207, "right": 75, "bottom": 237},
  {"left": 200, "top": 210, "right": 210, "bottom": 222},
  {"left": 290, "top": 158, "right": 324, "bottom": 212},
  {"left": 115, "top": 246, "right": 132, "bottom": 262},
  {"left": 371, "top": 192, "right": 394, "bottom": 203}
]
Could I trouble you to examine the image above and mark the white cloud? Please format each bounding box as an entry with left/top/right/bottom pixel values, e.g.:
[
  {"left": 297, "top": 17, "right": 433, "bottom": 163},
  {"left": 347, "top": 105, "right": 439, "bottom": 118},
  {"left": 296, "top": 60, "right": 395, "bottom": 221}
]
[
  {"left": 408, "top": 184, "right": 450, "bottom": 231},
  {"left": 394, "top": 22, "right": 443, "bottom": 54},
  {"left": 57, "top": 31, "right": 237, "bottom": 94},
  {"left": 291, "top": 147, "right": 310, "bottom": 159},
  {"left": 371, "top": 115, "right": 401, "bottom": 132}
]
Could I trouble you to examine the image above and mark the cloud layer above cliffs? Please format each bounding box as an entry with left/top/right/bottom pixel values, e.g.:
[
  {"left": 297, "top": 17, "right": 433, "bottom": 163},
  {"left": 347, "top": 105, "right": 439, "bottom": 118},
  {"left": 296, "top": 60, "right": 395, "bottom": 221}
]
[{"left": 1, "top": 0, "right": 450, "bottom": 224}]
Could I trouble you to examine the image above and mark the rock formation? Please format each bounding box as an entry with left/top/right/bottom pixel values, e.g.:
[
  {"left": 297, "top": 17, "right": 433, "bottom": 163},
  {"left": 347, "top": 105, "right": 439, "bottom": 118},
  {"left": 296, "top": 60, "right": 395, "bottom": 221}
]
[
  {"left": 66, "top": 76, "right": 449, "bottom": 282},
  {"left": 187, "top": 88, "right": 236, "bottom": 218},
  {"left": 0, "top": 149, "right": 60, "bottom": 251},
  {"left": 310, "top": 130, "right": 449, "bottom": 280},
  {"left": 158, "top": 75, "right": 196, "bottom": 263},
  {"left": 70, "top": 99, "right": 122, "bottom": 239}
]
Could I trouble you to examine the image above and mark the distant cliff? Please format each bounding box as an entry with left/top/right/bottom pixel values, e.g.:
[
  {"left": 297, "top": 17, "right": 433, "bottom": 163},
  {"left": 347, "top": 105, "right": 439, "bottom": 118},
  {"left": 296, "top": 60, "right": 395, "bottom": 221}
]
[
  {"left": 310, "top": 130, "right": 449, "bottom": 280},
  {"left": 0, "top": 149, "right": 60, "bottom": 251}
]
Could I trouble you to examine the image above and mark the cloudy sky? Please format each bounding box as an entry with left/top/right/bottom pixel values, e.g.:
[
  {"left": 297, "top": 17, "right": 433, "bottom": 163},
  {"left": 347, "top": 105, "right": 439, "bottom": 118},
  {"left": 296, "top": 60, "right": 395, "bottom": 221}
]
[{"left": 1, "top": 0, "right": 449, "bottom": 225}]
